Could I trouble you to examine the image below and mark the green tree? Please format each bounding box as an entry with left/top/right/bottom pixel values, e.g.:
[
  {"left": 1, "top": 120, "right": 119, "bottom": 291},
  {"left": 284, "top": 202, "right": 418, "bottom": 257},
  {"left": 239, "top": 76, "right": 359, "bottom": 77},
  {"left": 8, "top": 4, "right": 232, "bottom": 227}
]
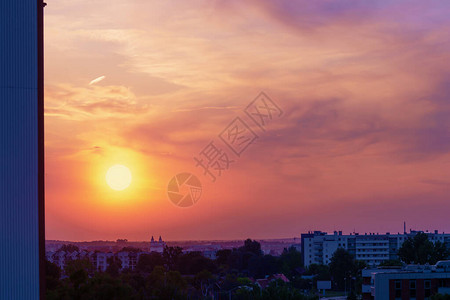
[
  {"left": 146, "top": 266, "right": 187, "bottom": 299},
  {"left": 221, "top": 273, "right": 241, "bottom": 291},
  {"left": 120, "top": 272, "right": 146, "bottom": 298},
  {"left": 163, "top": 246, "right": 183, "bottom": 270},
  {"left": 248, "top": 254, "right": 279, "bottom": 278},
  {"left": 398, "top": 232, "right": 448, "bottom": 264},
  {"left": 45, "top": 260, "right": 62, "bottom": 291},
  {"left": 347, "top": 291, "right": 358, "bottom": 300},
  {"left": 216, "top": 249, "right": 232, "bottom": 266},
  {"left": 136, "top": 252, "right": 164, "bottom": 273},
  {"left": 106, "top": 256, "right": 122, "bottom": 277},
  {"left": 234, "top": 281, "right": 319, "bottom": 300},
  {"left": 178, "top": 251, "right": 216, "bottom": 274},
  {"left": 227, "top": 250, "right": 245, "bottom": 270},
  {"left": 261, "top": 280, "right": 318, "bottom": 300},
  {"left": 279, "top": 246, "right": 303, "bottom": 278},
  {"left": 379, "top": 259, "right": 403, "bottom": 266},
  {"left": 306, "top": 264, "right": 330, "bottom": 280},
  {"left": 353, "top": 260, "right": 367, "bottom": 295},
  {"left": 120, "top": 246, "right": 141, "bottom": 253},
  {"left": 433, "top": 241, "right": 450, "bottom": 263},
  {"left": 194, "top": 270, "right": 215, "bottom": 297},
  {"left": 239, "top": 239, "right": 263, "bottom": 256},
  {"left": 59, "top": 258, "right": 94, "bottom": 300},
  {"left": 227, "top": 239, "right": 264, "bottom": 272},
  {"left": 64, "top": 258, "right": 93, "bottom": 278},
  {"left": 80, "top": 272, "right": 136, "bottom": 300},
  {"left": 329, "top": 248, "right": 355, "bottom": 290},
  {"left": 58, "top": 244, "right": 79, "bottom": 253},
  {"left": 431, "top": 294, "right": 450, "bottom": 300},
  {"left": 147, "top": 265, "right": 165, "bottom": 287},
  {"left": 399, "top": 233, "right": 434, "bottom": 264}
]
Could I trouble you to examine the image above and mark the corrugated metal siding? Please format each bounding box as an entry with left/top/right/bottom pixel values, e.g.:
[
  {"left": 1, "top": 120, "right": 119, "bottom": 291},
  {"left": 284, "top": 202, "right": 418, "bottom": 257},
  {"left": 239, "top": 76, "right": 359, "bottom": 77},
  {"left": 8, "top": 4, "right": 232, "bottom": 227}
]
[{"left": 0, "top": 0, "right": 40, "bottom": 299}]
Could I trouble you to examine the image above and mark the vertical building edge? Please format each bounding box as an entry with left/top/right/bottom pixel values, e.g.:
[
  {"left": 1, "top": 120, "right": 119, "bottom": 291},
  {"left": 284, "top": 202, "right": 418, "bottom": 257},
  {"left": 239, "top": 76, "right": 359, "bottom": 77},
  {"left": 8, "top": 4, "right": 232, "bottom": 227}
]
[{"left": 38, "top": 0, "right": 46, "bottom": 299}]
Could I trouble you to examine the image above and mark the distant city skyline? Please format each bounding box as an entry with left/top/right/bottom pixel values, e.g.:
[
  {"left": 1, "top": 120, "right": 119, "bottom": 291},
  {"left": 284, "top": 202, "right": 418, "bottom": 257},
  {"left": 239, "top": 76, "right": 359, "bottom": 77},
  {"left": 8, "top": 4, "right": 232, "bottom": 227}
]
[
  {"left": 44, "top": 0, "right": 450, "bottom": 241},
  {"left": 44, "top": 226, "right": 450, "bottom": 243}
]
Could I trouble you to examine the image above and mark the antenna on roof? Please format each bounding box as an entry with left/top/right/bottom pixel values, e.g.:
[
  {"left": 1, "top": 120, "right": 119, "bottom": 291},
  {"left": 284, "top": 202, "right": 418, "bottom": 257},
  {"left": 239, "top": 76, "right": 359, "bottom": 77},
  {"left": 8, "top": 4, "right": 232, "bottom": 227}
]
[{"left": 403, "top": 222, "right": 406, "bottom": 234}]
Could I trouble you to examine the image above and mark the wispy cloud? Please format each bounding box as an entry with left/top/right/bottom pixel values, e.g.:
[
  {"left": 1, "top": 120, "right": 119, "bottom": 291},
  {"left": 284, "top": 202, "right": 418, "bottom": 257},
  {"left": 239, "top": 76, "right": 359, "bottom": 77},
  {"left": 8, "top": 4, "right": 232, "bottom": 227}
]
[{"left": 45, "top": 83, "right": 150, "bottom": 121}]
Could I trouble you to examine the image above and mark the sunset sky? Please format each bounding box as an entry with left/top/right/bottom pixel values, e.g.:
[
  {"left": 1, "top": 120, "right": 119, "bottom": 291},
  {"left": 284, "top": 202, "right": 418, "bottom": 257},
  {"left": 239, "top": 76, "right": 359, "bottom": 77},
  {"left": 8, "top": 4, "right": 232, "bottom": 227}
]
[{"left": 44, "top": 0, "right": 450, "bottom": 241}]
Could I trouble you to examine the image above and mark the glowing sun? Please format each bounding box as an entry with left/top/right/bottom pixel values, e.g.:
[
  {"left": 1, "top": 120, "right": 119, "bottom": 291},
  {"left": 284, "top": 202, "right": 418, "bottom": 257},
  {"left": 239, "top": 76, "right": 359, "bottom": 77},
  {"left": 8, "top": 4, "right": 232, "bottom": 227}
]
[{"left": 105, "top": 164, "right": 132, "bottom": 191}]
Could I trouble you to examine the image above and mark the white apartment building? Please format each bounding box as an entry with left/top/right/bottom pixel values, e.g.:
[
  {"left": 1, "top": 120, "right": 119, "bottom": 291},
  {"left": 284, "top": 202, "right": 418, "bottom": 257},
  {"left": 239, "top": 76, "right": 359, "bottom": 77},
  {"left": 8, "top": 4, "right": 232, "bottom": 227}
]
[
  {"left": 117, "top": 251, "right": 139, "bottom": 270},
  {"left": 301, "top": 230, "right": 450, "bottom": 267},
  {"left": 94, "top": 252, "right": 114, "bottom": 272},
  {"left": 46, "top": 250, "right": 115, "bottom": 273},
  {"left": 46, "top": 250, "right": 142, "bottom": 273}
]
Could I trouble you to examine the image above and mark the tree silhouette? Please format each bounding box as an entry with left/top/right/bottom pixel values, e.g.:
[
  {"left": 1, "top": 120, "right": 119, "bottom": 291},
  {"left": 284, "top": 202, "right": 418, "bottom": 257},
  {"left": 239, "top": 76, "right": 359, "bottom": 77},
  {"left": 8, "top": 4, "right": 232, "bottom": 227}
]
[
  {"left": 398, "top": 232, "right": 449, "bottom": 264},
  {"left": 58, "top": 244, "right": 79, "bottom": 253},
  {"left": 136, "top": 252, "right": 164, "bottom": 273},
  {"left": 329, "top": 248, "right": 364, "bottom": 291},
  {"left": 163, "top": 246, "right": 183, "bottom": 270}
]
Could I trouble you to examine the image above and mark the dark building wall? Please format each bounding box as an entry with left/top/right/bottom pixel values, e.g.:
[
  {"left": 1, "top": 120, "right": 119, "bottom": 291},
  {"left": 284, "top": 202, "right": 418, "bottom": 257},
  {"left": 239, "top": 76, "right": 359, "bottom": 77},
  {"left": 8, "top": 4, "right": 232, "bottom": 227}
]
[
  {"left": 416, "top": 279, "right": 424, "bottom": 299},
  {"left": 348, "top": 237, "right": 356, "bottom": 256},
  {"left": 388, "top": 278, "right": 448, "bottom": 300},
  {"left": 363, "top": 293, "right": 373, "bottom": 300},
  {"left": 300, "top": 233, "right": 314, "bottom": 265},
  {"left": 389, "top": 237, "right": 399, "bottom": 260},
  {"left": 0, "top": 0, "right": 44, "bottom": 299},
  {"left": 401, "top": 279, "right": 409, "bottom": 300},
  {"left": 389, "top": 279, "right": 395, "bottom": 300}
]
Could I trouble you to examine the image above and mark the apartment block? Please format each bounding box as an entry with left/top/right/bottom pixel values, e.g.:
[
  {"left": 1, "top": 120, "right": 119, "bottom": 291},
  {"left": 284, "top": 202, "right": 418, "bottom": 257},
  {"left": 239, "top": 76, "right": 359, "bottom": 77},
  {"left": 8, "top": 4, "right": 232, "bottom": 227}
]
[{"left": 302, "top": 230, "right": 450, "bottom": 267}]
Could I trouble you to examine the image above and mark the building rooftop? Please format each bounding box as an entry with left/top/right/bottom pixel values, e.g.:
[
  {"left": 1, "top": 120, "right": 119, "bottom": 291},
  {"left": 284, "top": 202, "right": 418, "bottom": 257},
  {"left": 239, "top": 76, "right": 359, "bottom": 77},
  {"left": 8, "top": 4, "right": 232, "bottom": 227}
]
[{"left": 363, "top": 261, "right": 450, "bottom": 275}]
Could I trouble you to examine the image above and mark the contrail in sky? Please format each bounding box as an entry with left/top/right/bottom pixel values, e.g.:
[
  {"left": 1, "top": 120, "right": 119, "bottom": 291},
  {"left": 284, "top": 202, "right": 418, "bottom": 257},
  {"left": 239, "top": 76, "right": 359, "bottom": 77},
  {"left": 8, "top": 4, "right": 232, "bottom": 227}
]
[{"left": 89, "top": 75, "right": 105, "bottom": 85}]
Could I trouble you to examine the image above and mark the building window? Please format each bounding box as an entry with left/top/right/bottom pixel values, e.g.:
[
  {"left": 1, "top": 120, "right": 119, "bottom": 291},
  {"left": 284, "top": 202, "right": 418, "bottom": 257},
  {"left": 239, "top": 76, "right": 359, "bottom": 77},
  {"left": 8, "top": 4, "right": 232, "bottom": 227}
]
[
  {"left": 425, "top": 280, "right": 431, "bottom": 298},
  {"left": 395, "top": 280, "right": 402, "bottom": 298},
  {"left": 410, "top": 280, "right": 416, "bottom": 298}
]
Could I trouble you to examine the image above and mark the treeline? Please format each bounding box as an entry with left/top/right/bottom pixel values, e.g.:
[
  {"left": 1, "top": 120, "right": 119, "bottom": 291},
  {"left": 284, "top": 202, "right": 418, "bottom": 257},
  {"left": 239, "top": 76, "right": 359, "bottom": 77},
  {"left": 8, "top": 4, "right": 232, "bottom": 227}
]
[{"left": 46, "top": 239, "right": 317, "bottom": 300}]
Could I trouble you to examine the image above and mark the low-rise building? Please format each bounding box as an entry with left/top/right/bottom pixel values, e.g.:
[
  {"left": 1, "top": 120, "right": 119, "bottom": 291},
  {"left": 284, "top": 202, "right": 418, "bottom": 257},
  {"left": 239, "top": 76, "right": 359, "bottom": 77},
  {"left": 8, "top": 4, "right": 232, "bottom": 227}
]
[{"left": 362, "top": 261, "right": 450, "bottom": 300}]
